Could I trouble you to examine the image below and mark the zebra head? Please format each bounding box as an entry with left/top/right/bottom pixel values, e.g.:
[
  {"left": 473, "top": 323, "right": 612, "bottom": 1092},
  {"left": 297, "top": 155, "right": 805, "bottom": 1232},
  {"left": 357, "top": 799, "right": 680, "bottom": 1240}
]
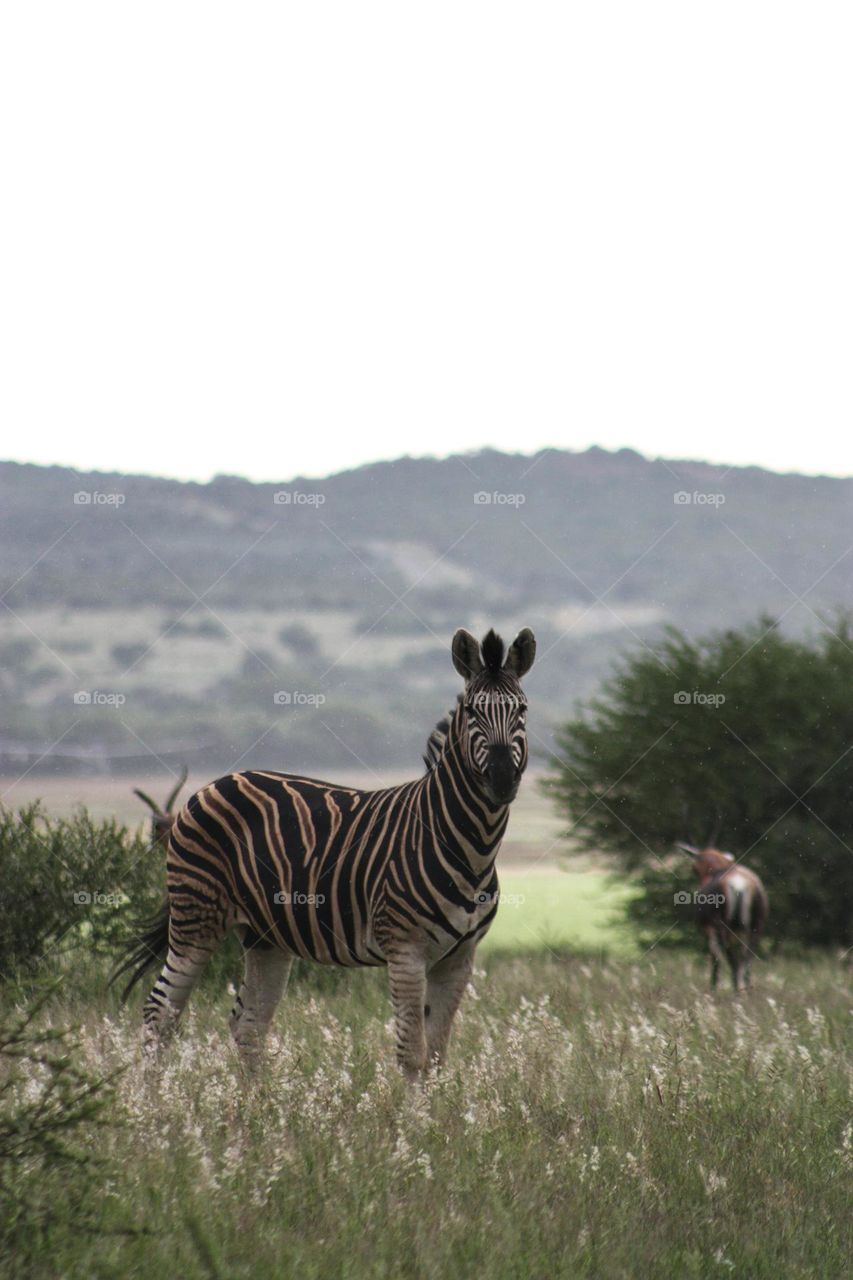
[{"left": 452, "top": 627, "right": 536, "bottom": 805}]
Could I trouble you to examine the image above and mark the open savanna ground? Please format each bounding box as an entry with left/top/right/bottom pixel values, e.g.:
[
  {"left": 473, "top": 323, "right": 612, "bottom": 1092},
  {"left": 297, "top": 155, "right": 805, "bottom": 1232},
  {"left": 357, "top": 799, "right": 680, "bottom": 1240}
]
[{"left": 3, "top": 951, "right": 850, "bottom": 1279}]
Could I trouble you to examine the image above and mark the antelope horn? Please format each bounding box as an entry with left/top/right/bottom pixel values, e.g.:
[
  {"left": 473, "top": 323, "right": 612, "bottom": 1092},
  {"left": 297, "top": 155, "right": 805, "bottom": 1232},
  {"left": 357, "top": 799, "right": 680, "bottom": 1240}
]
[
  {"left": 165, "top": 765, "right": 188, "bottom": 813},
  {"left": 133, "top": 788, "right": 162, "bottom": 815},
  {"left": 706, "top": 811, "right": 723, "bottom": 848},
  {"left": 676, "top": 841, "right": 701, "bottom": 856},
  {"left": 681, "top": 801, "right": 701, "bottom": 849}
]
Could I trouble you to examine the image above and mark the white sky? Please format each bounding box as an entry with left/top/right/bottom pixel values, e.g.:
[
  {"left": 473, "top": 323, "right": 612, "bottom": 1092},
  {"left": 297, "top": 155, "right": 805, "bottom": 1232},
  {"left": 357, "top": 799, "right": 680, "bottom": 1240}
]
[{"left": 1, "top": 3, "right": 851, "bottom": 483}]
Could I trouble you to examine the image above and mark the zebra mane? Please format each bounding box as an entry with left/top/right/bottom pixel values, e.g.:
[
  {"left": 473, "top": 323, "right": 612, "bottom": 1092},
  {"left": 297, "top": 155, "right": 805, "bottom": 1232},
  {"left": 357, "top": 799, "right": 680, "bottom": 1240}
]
[
  {"left": 480, "top": 629, "right": 505, "bottom": 677},
  {"left": 423, "top": 695, "right": 462, "bottom": 772}
]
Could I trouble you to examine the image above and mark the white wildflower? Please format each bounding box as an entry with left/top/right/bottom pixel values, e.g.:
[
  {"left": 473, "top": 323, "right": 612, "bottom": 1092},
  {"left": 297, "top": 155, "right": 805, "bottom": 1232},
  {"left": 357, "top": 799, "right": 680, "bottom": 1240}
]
[
  {"left": 834, "top": 1120, "right": 852, "bottom": 1169},
  {"left": 699, "top": 1165, "right": 727, "bottom": 1196}
]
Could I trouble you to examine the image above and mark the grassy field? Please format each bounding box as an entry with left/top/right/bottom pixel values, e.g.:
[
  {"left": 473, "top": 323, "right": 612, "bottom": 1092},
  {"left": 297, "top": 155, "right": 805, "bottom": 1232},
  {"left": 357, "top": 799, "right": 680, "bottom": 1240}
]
[
  {"left": 1, "top": 785, "right": 849, "bottom": 1277},
  {"left": 3, "top": 949, "right": 850, "bottom": 1279},
  {"left": 482, "top": 872, "right": 638, "bottom": 956}
]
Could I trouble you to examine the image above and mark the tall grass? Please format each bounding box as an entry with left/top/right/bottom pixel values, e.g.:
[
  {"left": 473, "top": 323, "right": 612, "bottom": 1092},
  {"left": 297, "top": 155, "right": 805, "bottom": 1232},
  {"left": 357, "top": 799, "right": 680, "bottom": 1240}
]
[{"left": 2, "top": 951, "right": 850, "bottom": 1278}]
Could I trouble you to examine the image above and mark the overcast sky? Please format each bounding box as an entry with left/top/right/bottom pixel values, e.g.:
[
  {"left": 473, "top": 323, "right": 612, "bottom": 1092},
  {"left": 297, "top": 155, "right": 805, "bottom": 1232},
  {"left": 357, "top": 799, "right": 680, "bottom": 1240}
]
[{"left": 2, "top": 3, "right": 851, "bottom": 483}]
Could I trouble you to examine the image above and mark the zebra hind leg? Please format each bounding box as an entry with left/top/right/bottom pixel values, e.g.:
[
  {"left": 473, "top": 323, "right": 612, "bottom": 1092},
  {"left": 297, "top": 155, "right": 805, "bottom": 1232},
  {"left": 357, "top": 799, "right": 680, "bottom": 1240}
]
[
  {"left": 229, "top": 937, "right": 293, "bottom": 1070},
  {"left": 142, "top": 935, "right": 218, "bottom": 1058}
]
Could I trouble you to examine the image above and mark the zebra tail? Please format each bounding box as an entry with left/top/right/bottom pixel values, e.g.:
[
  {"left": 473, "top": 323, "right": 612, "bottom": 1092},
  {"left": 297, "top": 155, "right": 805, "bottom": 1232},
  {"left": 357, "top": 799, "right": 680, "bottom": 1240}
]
[{"left": 109, "top": 897, "right": 170, "bottom": 1001}]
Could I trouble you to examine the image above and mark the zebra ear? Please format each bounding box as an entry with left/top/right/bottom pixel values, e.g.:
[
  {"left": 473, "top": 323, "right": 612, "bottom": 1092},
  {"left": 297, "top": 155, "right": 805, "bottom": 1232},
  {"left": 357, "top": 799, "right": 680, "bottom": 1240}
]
[
  {"left": 452, "top": 629, "right": 484, "bottom": 681},
  {"left": 503, "top": 628, "right": 536, "bottom": 678}
]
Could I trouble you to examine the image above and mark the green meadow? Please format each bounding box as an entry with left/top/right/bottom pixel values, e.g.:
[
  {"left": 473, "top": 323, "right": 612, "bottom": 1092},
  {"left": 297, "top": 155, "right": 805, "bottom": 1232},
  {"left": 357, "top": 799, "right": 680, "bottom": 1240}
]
[
  {"left": 483, "top": 871, "right": 638, "bottom": 956},
  {"left": 3, "top": 950, "right": 850, "bottom": 1280}
]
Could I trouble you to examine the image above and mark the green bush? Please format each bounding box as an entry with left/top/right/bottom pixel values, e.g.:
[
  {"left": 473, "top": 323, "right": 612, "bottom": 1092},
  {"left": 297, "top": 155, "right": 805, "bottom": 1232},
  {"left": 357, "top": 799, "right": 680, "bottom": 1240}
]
[
  {"left": 0, "top": 988, "right": 118, "bottom": 1266},
  {"left": 545, "top": 617, "right": 853, "bottom": 948},
  {"left": 0, "top": 805, "right": 161, "bottom": 978}
]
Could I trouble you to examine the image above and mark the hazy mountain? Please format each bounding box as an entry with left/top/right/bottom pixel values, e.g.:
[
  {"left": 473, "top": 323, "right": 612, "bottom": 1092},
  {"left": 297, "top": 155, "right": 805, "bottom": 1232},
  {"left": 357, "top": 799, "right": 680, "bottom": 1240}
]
[{"left": 1, "top": 448, "right": 851, "bottom": 775}]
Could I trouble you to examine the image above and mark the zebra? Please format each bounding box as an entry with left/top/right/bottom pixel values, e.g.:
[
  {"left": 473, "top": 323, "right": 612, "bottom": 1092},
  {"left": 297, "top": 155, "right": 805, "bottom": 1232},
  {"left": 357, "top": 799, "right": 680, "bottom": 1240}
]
[{"left": 114, "top": 626, "right": 535, "bottom": 1078}]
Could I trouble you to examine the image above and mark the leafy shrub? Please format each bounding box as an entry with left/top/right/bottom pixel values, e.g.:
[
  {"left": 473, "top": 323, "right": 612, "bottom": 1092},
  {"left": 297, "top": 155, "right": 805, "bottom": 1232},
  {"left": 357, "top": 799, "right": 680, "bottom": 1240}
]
[
  {"left": 545, "top": 618, "right": 853, "bottom": 948},
  {"left": 0, "top": 988, "right": 117, "bottom": 1264},
  {"left": 0, "top": 805, "right": 161, "bottom": 977}
]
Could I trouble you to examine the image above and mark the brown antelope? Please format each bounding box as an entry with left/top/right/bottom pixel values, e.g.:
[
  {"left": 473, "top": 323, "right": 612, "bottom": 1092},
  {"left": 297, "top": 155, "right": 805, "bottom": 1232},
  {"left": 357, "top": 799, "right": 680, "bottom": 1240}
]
[
  {"left": 133, "top": 767, "right": 188, "bottom": 848},
  {"left": 677, "top": 843, "right": 769, "bottom": 991}
]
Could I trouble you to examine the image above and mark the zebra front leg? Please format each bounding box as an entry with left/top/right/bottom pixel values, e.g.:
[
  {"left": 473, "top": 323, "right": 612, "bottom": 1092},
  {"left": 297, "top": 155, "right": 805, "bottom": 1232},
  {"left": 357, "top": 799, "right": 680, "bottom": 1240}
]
[
  {"left": 230, "top": 941, "right": 293, "bottom": 1071},
  {"left": 387, "top": 949, "right": 428, "bottom": 1081},
  {"left": 425, "top": 940, "right": 476, "bottom": 1070}
]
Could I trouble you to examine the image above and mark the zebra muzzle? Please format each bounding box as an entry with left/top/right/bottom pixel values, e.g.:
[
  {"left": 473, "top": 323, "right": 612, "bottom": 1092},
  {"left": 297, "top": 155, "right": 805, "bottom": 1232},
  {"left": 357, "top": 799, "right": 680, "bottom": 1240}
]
[{"left": 483, "top": 747, "right": 520, "bottom": 804}]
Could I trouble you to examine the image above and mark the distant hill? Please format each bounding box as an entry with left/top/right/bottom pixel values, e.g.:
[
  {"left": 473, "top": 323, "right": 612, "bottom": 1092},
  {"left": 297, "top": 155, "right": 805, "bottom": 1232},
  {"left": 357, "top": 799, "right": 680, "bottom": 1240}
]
[{"left": 1, "top": 448, "right": 851, "bottom": 776}]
